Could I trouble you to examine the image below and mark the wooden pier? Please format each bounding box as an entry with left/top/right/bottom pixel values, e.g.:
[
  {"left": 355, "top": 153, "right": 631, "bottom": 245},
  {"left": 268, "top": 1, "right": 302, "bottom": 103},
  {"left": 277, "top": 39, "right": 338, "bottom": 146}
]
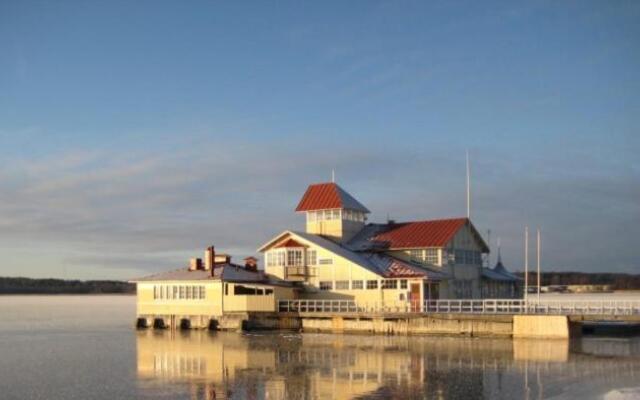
[{"left": 136, "top": 298, "right": 640, "bottom": 339}]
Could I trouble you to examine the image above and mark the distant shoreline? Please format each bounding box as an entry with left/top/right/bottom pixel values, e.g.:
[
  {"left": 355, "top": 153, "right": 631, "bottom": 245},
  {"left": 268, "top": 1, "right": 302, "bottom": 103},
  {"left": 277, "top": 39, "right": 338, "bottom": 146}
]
[
  {"left": 0, "top": 293, "right": 136, "bottom": 296},
  {"left": 0, "top": 277, "right": 135, "bottom": 295}
]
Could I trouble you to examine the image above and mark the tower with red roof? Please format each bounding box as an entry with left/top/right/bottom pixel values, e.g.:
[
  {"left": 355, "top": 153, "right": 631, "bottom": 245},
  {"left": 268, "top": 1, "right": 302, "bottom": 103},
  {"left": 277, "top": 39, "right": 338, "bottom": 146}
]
[{"left": 295, "top": 182, "right": 370, "bottom": 243}]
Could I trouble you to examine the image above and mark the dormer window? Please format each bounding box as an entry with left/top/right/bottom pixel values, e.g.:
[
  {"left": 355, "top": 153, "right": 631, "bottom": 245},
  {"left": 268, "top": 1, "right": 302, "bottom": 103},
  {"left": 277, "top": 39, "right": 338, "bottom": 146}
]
[
  {"left": 266, "top": 248, "right": 311, "bottom": 267},
  {"left": 266, "top": 238, "right": 310, "bottom": 267}
]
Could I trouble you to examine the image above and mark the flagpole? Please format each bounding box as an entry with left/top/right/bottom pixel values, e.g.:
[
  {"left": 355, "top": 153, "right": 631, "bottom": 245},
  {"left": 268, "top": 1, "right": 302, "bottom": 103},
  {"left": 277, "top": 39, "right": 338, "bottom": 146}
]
[
  {"left": 537, "top": 228, "right": 541, "bottom": 302},
  {"left": 466, "top": 150, "right": 470, "bottom": 219},
  {"left": 524, "top": 226, "right": 529, "bottom": 302}
]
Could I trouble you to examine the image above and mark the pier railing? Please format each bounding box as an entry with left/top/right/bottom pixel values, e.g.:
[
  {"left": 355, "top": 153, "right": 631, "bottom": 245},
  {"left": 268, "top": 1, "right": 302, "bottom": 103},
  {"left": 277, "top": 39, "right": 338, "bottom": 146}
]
[{"left": 278, "top": 299, "right": 640, "bottom": 316}]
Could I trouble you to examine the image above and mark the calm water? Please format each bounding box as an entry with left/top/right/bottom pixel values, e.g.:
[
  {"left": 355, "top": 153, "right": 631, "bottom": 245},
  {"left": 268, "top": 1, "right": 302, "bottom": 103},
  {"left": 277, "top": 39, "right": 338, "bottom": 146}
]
[{"left": 0, "top": 295, "right": 639, "bottom": 400}]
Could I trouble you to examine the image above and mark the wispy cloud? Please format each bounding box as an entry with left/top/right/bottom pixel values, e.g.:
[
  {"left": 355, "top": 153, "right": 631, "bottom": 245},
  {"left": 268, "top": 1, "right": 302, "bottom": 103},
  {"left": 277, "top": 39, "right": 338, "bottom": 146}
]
[{"left": 0, "top": 135, "right": 637, "bottom": 278}]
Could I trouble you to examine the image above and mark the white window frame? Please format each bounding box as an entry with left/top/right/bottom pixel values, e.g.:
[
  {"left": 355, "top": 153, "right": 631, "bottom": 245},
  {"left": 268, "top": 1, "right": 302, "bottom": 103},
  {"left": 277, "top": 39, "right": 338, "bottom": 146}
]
[
  {"left": 286, "top": 248, "right": 303, "bottom": 266},
  {"left": 335, "top": 280, "right": 349, "bottom": 290}
]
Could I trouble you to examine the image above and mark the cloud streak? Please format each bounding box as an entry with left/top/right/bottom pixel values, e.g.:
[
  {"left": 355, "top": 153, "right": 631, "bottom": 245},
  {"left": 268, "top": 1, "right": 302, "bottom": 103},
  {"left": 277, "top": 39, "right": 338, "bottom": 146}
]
[{"left": 0, "top": 135, "right": 637, "bottom": 279}]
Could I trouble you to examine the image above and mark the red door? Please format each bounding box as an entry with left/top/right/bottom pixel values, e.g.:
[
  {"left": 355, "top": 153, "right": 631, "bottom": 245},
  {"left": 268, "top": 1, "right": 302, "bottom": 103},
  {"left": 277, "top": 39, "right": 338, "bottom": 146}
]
[{"left": 410, "top": 283, "right": 421, "bottom": 312}]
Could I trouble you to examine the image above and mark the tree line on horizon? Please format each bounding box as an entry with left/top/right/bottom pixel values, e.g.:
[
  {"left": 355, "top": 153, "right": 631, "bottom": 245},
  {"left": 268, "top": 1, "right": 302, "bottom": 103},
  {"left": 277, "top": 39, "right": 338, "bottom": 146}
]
[
  {"left": 515, "top": 272, "right": 640, "bottom": 290},
  {"left": 0, "top": 277, "right": 135, "bottom": 294}
]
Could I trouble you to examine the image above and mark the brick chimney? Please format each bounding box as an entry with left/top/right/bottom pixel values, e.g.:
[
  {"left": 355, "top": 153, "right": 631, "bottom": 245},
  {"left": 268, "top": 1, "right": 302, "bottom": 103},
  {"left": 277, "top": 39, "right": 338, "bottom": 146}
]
[
  {"left": 189, "top": 258, "right": 202, "bottom": 271},
  {"left": 204, "top": 246, "right": 215, "bottom": 271},
  {"left": 244, "top": 256, "right": 258, "bottom": 272}
]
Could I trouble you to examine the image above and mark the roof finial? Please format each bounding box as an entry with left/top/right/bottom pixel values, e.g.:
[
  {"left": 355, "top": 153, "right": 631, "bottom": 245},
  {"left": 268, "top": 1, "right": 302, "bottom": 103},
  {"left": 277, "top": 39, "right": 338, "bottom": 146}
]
[
  {"left": 497, "top": 237, "right": 502, "bottom": 264},
  {"left": 331, "top": 168, "right": 335, "bottom": 183}
]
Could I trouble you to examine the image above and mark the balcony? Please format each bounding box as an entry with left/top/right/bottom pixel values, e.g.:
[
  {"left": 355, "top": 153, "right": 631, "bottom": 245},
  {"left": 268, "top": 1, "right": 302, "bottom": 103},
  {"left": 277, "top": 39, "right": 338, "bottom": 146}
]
[{"left": 284, "top": 266, "right": 317, "bottom": 280}]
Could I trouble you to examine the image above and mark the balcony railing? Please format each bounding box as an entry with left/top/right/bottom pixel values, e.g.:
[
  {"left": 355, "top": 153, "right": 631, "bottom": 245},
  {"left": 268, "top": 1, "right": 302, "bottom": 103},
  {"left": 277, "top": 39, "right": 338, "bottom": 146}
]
[{"left": 284, "top": 266, "right": 317, "bottom": 279}]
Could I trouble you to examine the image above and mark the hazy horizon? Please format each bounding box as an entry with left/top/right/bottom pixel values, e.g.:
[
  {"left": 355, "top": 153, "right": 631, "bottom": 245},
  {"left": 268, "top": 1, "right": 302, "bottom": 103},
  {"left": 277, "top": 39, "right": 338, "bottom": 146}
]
[{"left": 1, "top": 1, "right": 638, "bottom": 279}]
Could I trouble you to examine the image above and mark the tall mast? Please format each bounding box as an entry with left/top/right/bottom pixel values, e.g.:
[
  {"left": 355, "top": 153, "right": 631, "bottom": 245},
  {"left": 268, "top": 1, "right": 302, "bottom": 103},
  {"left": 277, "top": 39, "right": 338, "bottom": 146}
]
[
  {"left": 524, "top": 226, "right": 529, "bottom": 301},
  {"left": 331, "top": 169, "right": 335, "bottom": 183},
  {"left": 466, "top": 150, "right": 470, "bottom": 219},
  {"left": 537, "top": 228, "right": 541, "bottom": 302}
]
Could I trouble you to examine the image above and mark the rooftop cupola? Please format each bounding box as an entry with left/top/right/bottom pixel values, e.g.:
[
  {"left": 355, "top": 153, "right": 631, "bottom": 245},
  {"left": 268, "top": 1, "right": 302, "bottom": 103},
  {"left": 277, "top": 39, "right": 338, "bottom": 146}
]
[{"left": 295, "top": 182, "right": 370, "bottom": 243}]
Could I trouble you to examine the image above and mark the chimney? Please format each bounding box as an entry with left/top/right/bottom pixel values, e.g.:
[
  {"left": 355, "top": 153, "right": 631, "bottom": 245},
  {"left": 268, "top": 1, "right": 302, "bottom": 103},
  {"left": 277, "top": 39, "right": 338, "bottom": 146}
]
[
  {"left": 189, "top": 258, "right": 202, "bottom": 271},
  {"left": 244, "top": 257, "right": 258, "bottom": 272},
  {"left": 214, "top": 254, "right": 231, "bottom": 264},
  {"left": 204, "top": 246, "right": 215, "bottom": 270}
]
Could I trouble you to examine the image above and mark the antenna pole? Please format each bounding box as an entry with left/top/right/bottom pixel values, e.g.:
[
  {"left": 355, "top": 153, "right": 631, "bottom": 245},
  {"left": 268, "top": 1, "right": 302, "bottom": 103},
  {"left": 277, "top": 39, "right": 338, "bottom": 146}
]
[
  {"left": 524, "top": 226, "right": 529, "bottom": 302},
  {"left": 537, "top": 228, "right": 541, "bottom": 302},
  {"left": 466, "top": 150, "right": 470, "bottom": 219}
]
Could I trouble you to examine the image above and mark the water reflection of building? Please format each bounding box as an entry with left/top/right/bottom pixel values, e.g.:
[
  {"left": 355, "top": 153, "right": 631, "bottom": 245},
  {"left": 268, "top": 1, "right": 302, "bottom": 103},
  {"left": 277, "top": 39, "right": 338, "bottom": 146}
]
[
  {"left": 136, "top": 331, "right": 640, "bottom": 400},
  {"left": 136, "top": 330, "right": 283, "bottom": 399}
]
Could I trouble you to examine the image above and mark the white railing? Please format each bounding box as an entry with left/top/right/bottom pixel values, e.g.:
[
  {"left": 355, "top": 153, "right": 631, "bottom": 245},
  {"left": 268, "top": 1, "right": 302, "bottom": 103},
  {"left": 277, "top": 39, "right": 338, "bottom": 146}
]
[{"left": 278, "top": 299, "right": 640, "bottom": 316}]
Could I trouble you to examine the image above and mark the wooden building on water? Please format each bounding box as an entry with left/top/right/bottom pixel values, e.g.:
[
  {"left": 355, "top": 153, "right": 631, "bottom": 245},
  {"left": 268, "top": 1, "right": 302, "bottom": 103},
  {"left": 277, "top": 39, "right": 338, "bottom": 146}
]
[{"left": 131, "top": 181, "right": 521, "bottom": 330}]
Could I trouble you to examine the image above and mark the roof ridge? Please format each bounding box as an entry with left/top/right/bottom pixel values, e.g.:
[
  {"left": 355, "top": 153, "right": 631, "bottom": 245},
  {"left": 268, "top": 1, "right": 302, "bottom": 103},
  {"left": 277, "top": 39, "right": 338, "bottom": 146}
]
[{"left": 390, "top": 217, "right": 468, "bottom": 224}]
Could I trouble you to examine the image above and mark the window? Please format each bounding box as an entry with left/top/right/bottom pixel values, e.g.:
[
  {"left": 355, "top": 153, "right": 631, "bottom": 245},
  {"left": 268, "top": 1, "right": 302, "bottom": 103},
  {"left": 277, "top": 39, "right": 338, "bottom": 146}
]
[
  {"left": 186, "top": 286, "right": 192, "bottom": 299},
  {"left": 287, "top": 249, "right": 303, "bottom": 266},
  {"left": 366, "top": 280, "right": 378, "bottom": 290},
  {"left": 234, "top": 285, "right": 257, "bottom": 295},
  {"left": 153, "top": 286, "right": 157, "bottom": 299},
  {"left": 442, "top": 250, "right": 454, "bottom": 265},
  {"left": 179, "top": 286, "right": 185, "bottom": 299},
  {"left": 343, "top": 209, "right": 351, "bottom": 220},
  {"left": 425, "top": 249, "right": 438, "bottom": 265},
  {"left": 319, "top": 281, "right": 333, "bottom": 291},
  {"left": 324, "top": 210, "right": 333, "bottom": 221},
  {"left": 319, "top": 258, "right": 333, "bottom": 265},
  {"left": 307, "top": 249, "right": 317, "bottom": 265},
  {"left": 465, "top": 250, "right": 476, "bottom": 265},
  {"left": 400, "top": 280, "right": 408, "bottom": 289},
  {"left": 351, "top": 280, "right": 363, "bottom": 289},
  {"left": 409, "top": 249, "right": 423, "bottom": 263},
  {"left": 199, "top": 286, "right": 205, "bottom": 299},
  {"left": 454, "top": 250, "right": 464, "bottom": 264},
  {"left": 382, "top": 280, "right": 398, "bottom": 289},
  {"left": 474, "top": 251, "right": 482, "bottom": 265},
  {"left": 266, "top": 250, "right": 286, "bottom": 267},
  {"left": 335, "top": 281, "right": 349, "bottom": 290},
  {"left": 307, "top": 211, "right": 316, "bottom": 222}
]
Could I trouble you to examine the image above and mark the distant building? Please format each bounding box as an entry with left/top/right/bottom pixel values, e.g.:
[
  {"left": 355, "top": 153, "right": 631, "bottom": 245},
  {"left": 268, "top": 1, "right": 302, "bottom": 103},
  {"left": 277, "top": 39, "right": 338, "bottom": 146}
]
[{"left": 481, "top": 247, "right": 522, "bottom": 298}]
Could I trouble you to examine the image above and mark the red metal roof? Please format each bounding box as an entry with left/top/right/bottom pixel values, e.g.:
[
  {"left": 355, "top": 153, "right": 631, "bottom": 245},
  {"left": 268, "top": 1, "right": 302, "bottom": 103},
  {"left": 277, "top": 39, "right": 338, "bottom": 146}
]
[
  {"left": 295, "top": 182, "right": 370, "bottom": 213},
  {"left": 369, "top": 218, "right": 470, "bottom": 249}
]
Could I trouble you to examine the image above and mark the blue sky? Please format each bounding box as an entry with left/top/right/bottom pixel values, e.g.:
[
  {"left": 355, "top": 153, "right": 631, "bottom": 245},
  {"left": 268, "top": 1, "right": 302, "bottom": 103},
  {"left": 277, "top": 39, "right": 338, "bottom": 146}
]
[{"left": 1, "top": 1, "right": 638, "bottom": 279}]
